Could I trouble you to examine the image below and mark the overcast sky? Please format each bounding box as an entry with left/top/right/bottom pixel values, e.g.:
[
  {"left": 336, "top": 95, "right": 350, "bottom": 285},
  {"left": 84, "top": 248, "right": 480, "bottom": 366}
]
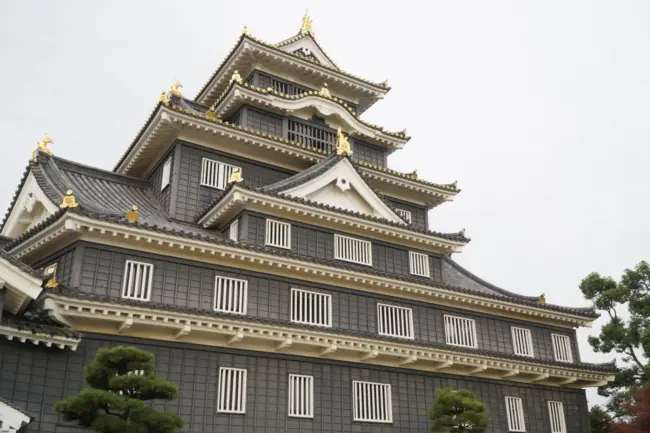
[{"left": 1, "top": 0, "right": 648, "bottom": 407}]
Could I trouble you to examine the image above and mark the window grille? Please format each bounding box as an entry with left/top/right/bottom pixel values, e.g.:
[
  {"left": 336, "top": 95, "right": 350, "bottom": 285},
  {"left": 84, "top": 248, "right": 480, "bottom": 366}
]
[
  {"left": 334, "top": 234, "right": 372, "bottom": 266},
  {"left": 121, "top": 261, "right": 153, "bottom": 301},
  {"left": 551, "top": 334, "right": 573, "bottom": 362},
  {"left": 352, "top": 381, "right": 392, "bottom": 423},
  {"left": 287, "top": 119, "right": 335, "bottom": 153},
  {"left": 547, "top": 401, "right": 566, "bottom": 433},
  {"left": 161, "top": 158, "right": 171, "bottom": 190},
  {"left": 228, "top": 219, "right": 239, "bottom": 242},
  {"left": 213, "top": 276, "right": 248, "bottom": 314},
  {"left": 291, "top": 288, "right": 332, "bottom": 327},
  {"left": 200, "top": 158, "right": 241, "bottom": 190},
  {"left": 511, "top": 327, "right": 534, "bottom": 357},
  {"left": 265, "top": 219, "right": 291, "bottom": 249},
  {"left": 444, "top": 315, "right": 477, "bottom": 348},
  {"left": 377, "top": 303, "right": 414, "bottom": 339},
  {"left": 395, "top": 208, "right": 412, "bottom": 223},
  {"left": 288, "top": 374, "right": 314, "bottom": 418},
  {"left": 217, "top": 367, "right": 247, "bottom": 413},
  {"left": 505, "top": 397, "right": 526, "bottom": 432},
  {"left": 409, "top": 251, "right": 430, "bottom": 277}
]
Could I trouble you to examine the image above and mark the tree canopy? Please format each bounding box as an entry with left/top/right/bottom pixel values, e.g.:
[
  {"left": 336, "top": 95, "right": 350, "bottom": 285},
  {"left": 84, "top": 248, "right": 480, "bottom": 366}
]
[
  {"left": 55, "top": 346, "right": 184, "bottom": 433},
  {"left": 429, "top": 388, "right": 488, "bottom": 432},
  {"left": 615, "top": 385, "right": 650, "bottom": 433}
]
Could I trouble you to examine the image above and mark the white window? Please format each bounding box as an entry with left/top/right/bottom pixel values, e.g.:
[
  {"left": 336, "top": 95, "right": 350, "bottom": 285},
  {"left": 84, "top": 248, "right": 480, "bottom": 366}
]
[
  {"left": 377, "top": 303, "right": 414, "bottom": 339},
  {"left": 551, "top": 334, "right": 573, "bottom": 362},
  {"left": 161, "top": 158, "right": 171, "bottom": 190},
  {"left": 201, "top": 158, "right": 241, "bottom": 190},
  {"left": 352, "top": 381, "right": 392, "bottom": 423},
  {"left": 214, "top": 276, "right": 248, "bottom": 314},
  {"left": 511, "top": 327, "right": 534, "bottom": 357},
  {"left": 288, "top": 374, "right": 314, "bottom": 418},
  {"left": 409, "top": 251, "right": 430, "bottom": 277},
  {"left": 217, "top": 367, "right": 247, "bottom": 414},
  {"left": 265, "top": 219, "right": 291, "bottom": 249},
  {"left": 395, "top": 208, "right": 412, "bottom": 223},
  {"left": 291, "top": 288, "right": 332, "bottom": 327},
  {"left": 444, "top": 315, "right": 477, "bottom": 348},
  {"left": 548, "top": 401, "right": 566, "bottom": 433},
  {"left": 121, "top": 260, "right": 154, "bottom": 301},
  {"left": 505, "top": 396, "right": 526, "bottom": 432},
  {"left": 228, "top": 219, "right": 239, "bottom": 242},
  {"left": 334, "top": 234, "right": 372, "bottom": 266}
]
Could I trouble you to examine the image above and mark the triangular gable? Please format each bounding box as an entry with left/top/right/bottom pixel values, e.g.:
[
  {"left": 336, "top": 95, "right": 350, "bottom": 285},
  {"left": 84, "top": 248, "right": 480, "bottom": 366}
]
[
  {"left": 1, "top": 171, "right": 58, "bottom": 239},
  {"left": 0, "top": 398, "right": 32, "bottom": 433},
  {"left": 278, "top": 35, "right": 337, "bottom": 69},
  {"left": 279, "top": 157, "right": 404, "bottom": 223}
]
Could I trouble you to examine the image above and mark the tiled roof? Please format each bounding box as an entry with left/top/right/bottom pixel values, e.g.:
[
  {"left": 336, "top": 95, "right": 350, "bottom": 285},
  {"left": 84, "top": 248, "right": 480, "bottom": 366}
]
[
  {"left": 45, "top": 285, "right": 615, "bottom": 373},
  {"left": 0, "top": 249, "right": 43, "bottom": 279},
  {"left": 1, "top": 314, "right": 81, "bottom": 339}
]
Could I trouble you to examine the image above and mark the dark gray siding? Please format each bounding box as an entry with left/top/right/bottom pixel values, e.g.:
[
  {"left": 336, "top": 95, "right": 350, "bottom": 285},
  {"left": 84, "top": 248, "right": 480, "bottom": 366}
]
[
  {"left": 74, "top": 242, "right": 580, "bottom": 364},
  {"left": 173, "top": 142, "right": 294, "bottom": 222},
  {"left": 147, "top": 148, "right": 174, "bottom": 214},
  {"left": 382, "top": 197, "right": 428, "bottom": 231},
  {"left": 0, "top": 334, "right": 591, "bottom": 433},
  {"left": 32, "top": 246, "right": 76, "bottom": 287},
  {"left": 351, "top": 139, "right": 387, "bottom": 168}
]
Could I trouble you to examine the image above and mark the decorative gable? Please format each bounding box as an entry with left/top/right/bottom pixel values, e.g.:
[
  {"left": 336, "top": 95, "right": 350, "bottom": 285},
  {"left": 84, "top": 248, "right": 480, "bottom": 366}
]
[
  {"left": 279, "top": 36, "right": 337, "bottom": 69},
  {"left": 1, "top": 172, "right": 58, "bottom": 239}
]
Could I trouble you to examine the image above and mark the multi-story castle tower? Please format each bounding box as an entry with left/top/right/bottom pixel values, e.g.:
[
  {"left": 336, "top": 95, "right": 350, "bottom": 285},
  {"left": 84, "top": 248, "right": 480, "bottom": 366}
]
[{"left": 0, "top": 13, "right": 615, "bottom": 433}]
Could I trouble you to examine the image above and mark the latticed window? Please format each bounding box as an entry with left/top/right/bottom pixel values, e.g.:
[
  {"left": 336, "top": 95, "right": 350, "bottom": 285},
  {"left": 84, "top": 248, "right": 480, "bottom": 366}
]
[
  {"left": 547, "top": 401, "right": 566, "bottom": 433},
  {"left": 334, "top": 234, "right": 372, "bottom": 266},
  {"left": 213, "top": 276, "right": 248, "bottom": 314},
  {"left": 121, "top": 261, "right": 153, "bottom": 301},
  {"left": 409, "top": 251, "right": 430, "bottom": 277},
  {"left": 217, "top": 367, "right": 247, "bottom": 413},
  {"left": 228, "top": 219, "right": 239, "bottom": 242},
  {"left": 291, "top": 288, "right": 332, "bottom": 327},
  {"left": 505, "top": 397, "right": 526, "bottom": 432},
  {"left": 511, "top": 327, "right": 534, "bottom": 357},
  {"left": 161, "top": 158, "right": 171, "bottom": 190},
  {"left": 352, "top": 381, "right": 393, "bottom": 423},
  {"left": 288, "top": 374, "right": 314, "bottom": 418},
  {"left": 377, "top": 303, "right": 414, "bottom": 339},
  {"left": 287, "top": 119, "right": 335, "bottom": 153},
  {"left": 200, "top": 158, "right": 241, "bottom": 190},
  {"left": 444, "top": 315, "right": 477, "bottom": 348},
  {"left": 395, "top": 208, "right": 412, "bottom": 223},
  {"left": 551, "top": 334, "right": 573, "bottom": 362},
  {"left": 265, "top": 219, "right": 291, "bottom": 249}
]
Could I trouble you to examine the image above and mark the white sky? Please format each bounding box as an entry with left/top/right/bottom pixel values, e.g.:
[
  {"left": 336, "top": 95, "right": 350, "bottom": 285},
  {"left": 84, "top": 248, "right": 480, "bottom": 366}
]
[{"left": 1, "top": 0, "right": 649, "bottom": 407}]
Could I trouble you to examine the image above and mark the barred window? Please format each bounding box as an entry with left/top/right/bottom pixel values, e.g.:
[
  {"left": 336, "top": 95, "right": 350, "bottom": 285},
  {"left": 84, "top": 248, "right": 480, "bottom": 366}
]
[
  {"left": 409, "top": 251, "right": 430, "bottom": 277},
  {"left": 291, "top": 288, "right": 332, "bottom": 327},
  {"left": 121, "top": 261, "right": 153, "bottom": 301},
  {"left": 551, "top": 334, "right": 573, "bottom": 362},
  {"left": 505, "top": 396, "right": 526, "bottom": 432},
  {"left": 213, "top": 276, "right": 248, "bottom": 314},
  {"left": 377, "top": 303, "right": 414, "bottom": 339},
  {"left": 288, "top": 374, "right": 314, "bottom": 418},
  {"left": 444, "top": 315, "right": 477, "bottom": 348},
  {"left": 228, "top": 219, "right": 239, "bottom": 242},
  {"left": 161, "top": 158, "right": 171, "bottom": 190},
  {"left": 511, "top": 327, "right": 534, "bottom": 357},
  {"left": 352, "top": 381, "right": 392, "bottom": 423},
  {"left": 548, "top": 401, "right": 566, "bottom": 433},
  {"left": 265, "top": 219, "right": 291, "bottom": 249},
  {"left": 217, "top": 367, "right": 247, "bottom": 413},
  {"left": 200, "top": 158, "right": 241, "bottom": 190},
  {"left": 334, "top": 234, "right": 372, "bottom": 266},
  {"left": 395, "top": 208, "right": 412, "bottom": 223}
]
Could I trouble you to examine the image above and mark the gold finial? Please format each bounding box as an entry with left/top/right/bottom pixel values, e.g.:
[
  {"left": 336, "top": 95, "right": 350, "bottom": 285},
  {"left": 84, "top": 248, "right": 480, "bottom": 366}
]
[
  {"left": 32, "top": 133, "right": 54, "bottom": 160},
  {"left": 300, "top": 10, "right": 314, "bottom": 36},
  {"left": 319, "top": 83, "right": 330, "bottom": 98},
  {"left": 228, "top": 168, "right": 243, "bottom": 184},
  {"left": 242, "top": 25, "right": 251, "bottom": 37},
  {"left": 410, "top": 169, "right": 419, "bottom": 180},
  {"left": 44, "top": 266, "right": 59, "bottom": 289},
  {"left": 539, "top": 293, "right": 546, "bottom": 304},
  {"left": 158, "top": 91, "right": 170, "bottom": 106},
  {"left": 206, "top": 102, "right": 217, "bottom": 121},
  {"left": 59, "top": 190, "right": 78, "bottom": 209},
  {"left": 170, "top": 80, "right": 183, "bottom": 97},
  {"left": 125, "top": 205, "right": 140, "bottom": 223},
  {"left": 335, "top": 128, "right": 353, "bottom": 156},
  {"left": 230, "top": 70, "right": 243, "bottom": 84}
]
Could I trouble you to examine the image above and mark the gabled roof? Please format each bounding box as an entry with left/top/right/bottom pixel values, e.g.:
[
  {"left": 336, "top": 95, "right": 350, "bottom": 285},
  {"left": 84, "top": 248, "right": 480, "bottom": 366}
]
[
  {"left": 0, "top": 250, "right": 44, "bottom": 314},
  {"left": 0, "top": 396, "right": 32, "bottom": 433},
  {"left": 275, "top": 28, "right": 340, "bottom": 70}
]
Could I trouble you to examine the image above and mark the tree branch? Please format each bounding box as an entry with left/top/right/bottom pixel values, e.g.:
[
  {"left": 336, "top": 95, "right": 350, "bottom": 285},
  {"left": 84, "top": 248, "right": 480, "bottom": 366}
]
[{"left": 626, "top": 346, "right": 645, "bottom": 371}]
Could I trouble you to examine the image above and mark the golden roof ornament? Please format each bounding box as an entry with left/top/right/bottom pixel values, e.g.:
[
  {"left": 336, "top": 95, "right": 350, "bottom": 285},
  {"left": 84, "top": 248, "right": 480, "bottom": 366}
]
[
  {"left": 125, "top": 205, "right": 140, "bottom": 223},
  {"left": 539, "top": 293, "right": 546, "bottom": 304},
  {"left": 170, "top": 80, "right": 183, "bottom": 97},
  {"left": 230, "top": 70, "right": 243, "bottom": 85},
  {"left": 59, "top": 190, "right": 78, "bottom": 209},
  {"left": 409, "top": 169, "right": 419, "bottom": 180},
  {"left": 242, "top": 25, "right": 251, "bottom": 37},
  {"left": 205, "top": 103, "right": 217, "bottom": 121},
  {"left": 335, "top": 128, "right": 353, "bottom": 156},
  {"left": 158, "top": 91, "right": 170, "bottom": 106},
  {"left": 300, "top": 10, "right": 314, "bottom": 36},
  {"left": 32, "top": 133, "right": 54, "bottom": 160},
  {"left": 319, "top": 83, "right": 331, "bottom": 98},
  {"left": 228, "top": 168, "right": 243, "bottom": 184},
  {"left": 44, "top": 266, "right": 59, "bottom": 289}
]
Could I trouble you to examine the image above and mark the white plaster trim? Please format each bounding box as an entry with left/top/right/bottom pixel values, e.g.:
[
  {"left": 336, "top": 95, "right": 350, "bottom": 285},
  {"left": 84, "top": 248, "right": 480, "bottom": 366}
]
[
  {"left": 0, "top": 325, "right": 79, "bottom": 350},
  {"left": 278, "top": 37, "right": 335, "bottom": 68},
  {"left": 0, "top": 400, "right": 31, "bottom": 433},
  {"left": 0, "top": 256, "right": 43, "bottom": 314},
  {"left": 1, "top": 173, "right": 58, "bottom": 239},
  {"left": 46, "top": 295, "right": 614, "bottom": 388}
]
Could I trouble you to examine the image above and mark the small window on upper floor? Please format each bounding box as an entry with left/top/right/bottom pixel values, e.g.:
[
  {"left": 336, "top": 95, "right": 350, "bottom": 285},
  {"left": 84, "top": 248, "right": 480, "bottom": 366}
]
[
  {"left": 121, "top": 260, "right": 154, "bottom": 301},
  {"left": 217, "top": 367, "right": 247, "bottom": 414},
  {"left": 505, "top": 396, "right": 526, "bottom": 432},
  {"left": 409, "top": 251, "right": 430, "bottom": 277},
  {"left": 291, "top": 288, "right": 332, "bottom": 327},
  {"left": 288, "top": 374, "right": 314, "bottom": 418},
  {"left": 395, "top": 208, "right": 412, "bottom": 223},
  {"left": 352, "top": 381, "right": 393, "bottom": 423},
  {"left": 201, "top": 158, "right": 241, "bottom": 190},
  {"left": 444, "top": 315, "right": 477, "bottom": 348},
  {"left": 265, "top": 219, "right": 291, "bottom": 249},
  {"left": 551, "top": 334, "right": 573, "bottom": 363},
  {"left": 214, "top": 276, "right": 248, "bottom": 315},
  {"left": 334, "top": 234, "right": 372, "bottom": 266},
  {"left": 228, "top": 219, "right": 239, "bottom": 242},
  {"left": 161, "top": 158, "right": 172, "bottom": 191},
  {"left": 511, "top": 327, "right": 534, "bottom": 357},
  {"left": 377, "top": 303, "right": 414, "bottom": 339}
]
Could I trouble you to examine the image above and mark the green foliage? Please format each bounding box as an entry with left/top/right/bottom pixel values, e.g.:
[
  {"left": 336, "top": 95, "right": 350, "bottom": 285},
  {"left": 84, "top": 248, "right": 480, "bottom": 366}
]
[
  {"left": 590, "top": 405, "right": 614, "bottom": 433},
  {"left": 55, "top": 346, "right": 183, "bottom": 433},
  {"left": 428, "top": 388, "right": 488, "bottom": 432},
  {"left": 580, "top": 261, "right": 650, "bottom": 418}
]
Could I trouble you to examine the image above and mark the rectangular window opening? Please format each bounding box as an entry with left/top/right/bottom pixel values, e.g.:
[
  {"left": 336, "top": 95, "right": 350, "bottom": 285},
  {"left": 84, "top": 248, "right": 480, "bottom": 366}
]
[
  {"left": 288, "top": 374, "right": 314, "bottom": 418},
  {"left": 334, "top": 234, "right": 372, "bottom": 266},
  {"left": 551, "top": 334, "right": 573, "bottom": 363},
  {"left": 377, "top": 303, "right": 414, "bottom": 339},
  {"left": 200, "top": 158, "right": 241, "bottom": 190},
  {"left": 444, "top": 315, "right": 477, "bottom": 348},
  {"left": 265, "top": 219, "right": 291, "bottom": 249},
  {"left": 511, "top": 327, "right": 534, "bottom": 357},
  {"left": 352, "top": 381, "right": 392, "bottom": 423},
  {"left": 161, "top": 158, "right": 172, "bottom": 190},
  {"left": 217, "top": 367, "right": 247, "bottom": 414},
  {"left": 214, "top": 276, "right": 248, "bottom": 314},
  {"left": 291, "top": 288, "right": 332, "bottom": 327},
  {"left": 505, "top": 396, "right": 526, "bottom": 432},
  {"left": 121, "top": 260, "right": 154, "bottom": 301},
  {"left": 409, "top": 251, "right": 430, "bottom": 277}
]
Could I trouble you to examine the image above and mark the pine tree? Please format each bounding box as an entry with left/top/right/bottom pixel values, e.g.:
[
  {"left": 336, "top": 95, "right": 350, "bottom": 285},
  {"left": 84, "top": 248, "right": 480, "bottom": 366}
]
[
  {"left": 55, "top": 346, "right": 184, "bottom": 433},
  {"left": 429, "top": 388, "right": 488, "bottom": 432}
]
